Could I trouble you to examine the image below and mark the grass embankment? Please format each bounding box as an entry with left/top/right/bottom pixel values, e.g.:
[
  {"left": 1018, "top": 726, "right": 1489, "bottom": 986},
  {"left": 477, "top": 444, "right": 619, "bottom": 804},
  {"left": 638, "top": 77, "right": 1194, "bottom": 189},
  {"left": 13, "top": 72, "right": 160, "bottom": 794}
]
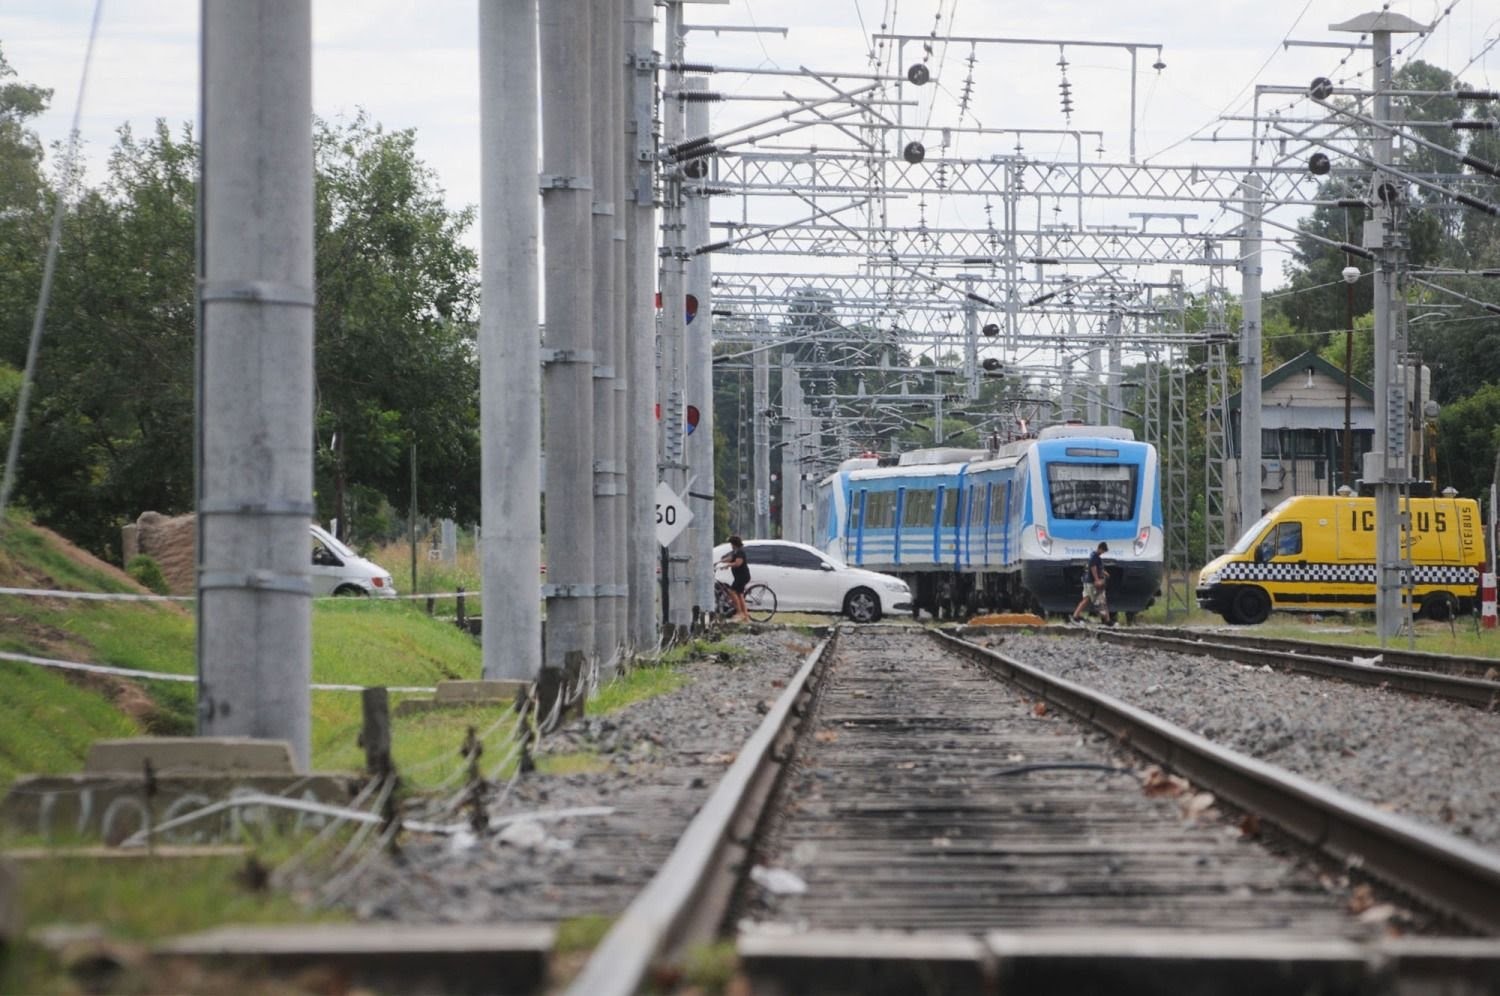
[{"left": 0, "top": 513, "right": 487, "bottom": 792}]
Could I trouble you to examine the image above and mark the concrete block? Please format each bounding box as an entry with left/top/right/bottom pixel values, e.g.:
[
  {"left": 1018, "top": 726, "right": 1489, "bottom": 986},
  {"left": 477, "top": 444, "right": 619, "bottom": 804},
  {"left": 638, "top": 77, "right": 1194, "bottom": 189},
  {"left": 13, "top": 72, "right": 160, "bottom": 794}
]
[
  {"left": 0, "top": 856, "right": 19, "bottom": 944},
  {"left": 738, "top": 930, "right": 991, "bottom": 995},
  {"left": 4, "top": 845, "right": 251, "bottom": 863},
  {"left": 156, "top": 923, "right": 554, "bottom": 996},
  {"left": 1, "top": 773, "right": 355, "bottom": 844},
  {"left": 986, "top": 930, "right": 1371, "bottom": 996},
  {"left": 85, "top": 738, "right": 297, "bottom": 775},
  {"left": 435, "top": 680, "right": 527, "bottom": 704},
  {"left": 1380, "top": 937, "right": 1500, "bottom": 995}
]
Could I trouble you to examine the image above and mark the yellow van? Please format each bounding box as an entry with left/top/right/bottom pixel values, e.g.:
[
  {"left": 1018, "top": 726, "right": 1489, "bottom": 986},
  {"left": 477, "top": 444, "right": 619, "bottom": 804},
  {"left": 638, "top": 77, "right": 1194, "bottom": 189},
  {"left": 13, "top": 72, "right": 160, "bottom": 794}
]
[{"left": 1196, "top": 494, "right": 1483, "bottom": 625}]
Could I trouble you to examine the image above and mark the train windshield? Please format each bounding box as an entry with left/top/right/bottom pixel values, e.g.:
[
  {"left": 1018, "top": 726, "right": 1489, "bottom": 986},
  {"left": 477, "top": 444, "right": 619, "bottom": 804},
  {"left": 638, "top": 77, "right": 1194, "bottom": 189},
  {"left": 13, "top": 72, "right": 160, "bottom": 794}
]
[{"left": 1046, "top": 463, "right": 1137, "bottom": 520}]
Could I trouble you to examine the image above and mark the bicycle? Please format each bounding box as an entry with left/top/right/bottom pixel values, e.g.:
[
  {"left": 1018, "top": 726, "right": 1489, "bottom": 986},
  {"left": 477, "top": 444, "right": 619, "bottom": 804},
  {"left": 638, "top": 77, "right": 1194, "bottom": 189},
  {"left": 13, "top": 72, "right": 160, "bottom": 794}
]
[{"left": 713, "top": 577, "right": 777, "bottom": 623}]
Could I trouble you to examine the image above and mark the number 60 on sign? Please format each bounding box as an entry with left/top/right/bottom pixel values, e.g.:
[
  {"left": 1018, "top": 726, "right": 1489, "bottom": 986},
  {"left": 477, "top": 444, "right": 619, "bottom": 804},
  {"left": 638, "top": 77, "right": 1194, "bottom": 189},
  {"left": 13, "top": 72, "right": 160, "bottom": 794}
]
[{"left": 654, "top": 481, "right": 693, "bottom": 546}]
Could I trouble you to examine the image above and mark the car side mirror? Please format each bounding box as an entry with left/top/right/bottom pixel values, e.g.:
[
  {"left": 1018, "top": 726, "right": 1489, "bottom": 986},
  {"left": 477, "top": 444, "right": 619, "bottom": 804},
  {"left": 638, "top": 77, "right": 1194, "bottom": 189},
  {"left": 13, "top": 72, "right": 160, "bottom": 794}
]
[
  {"left": 820, "top": 562, "right": 835, "bottom": 571},
  {"left": 1254, "top": 542, "right": 1269, "bottom": 564}
]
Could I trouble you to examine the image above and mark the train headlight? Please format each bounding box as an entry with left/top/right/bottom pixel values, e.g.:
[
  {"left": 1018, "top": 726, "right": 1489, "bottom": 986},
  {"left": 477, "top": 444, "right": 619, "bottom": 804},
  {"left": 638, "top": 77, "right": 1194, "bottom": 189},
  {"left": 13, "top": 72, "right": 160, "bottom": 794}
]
[
  {"left": 1133, "top": 526, "right": 1151, "bottom": 556},
  {"left": 1035, "top": 525, "right": 1053, "bottom": 555}
]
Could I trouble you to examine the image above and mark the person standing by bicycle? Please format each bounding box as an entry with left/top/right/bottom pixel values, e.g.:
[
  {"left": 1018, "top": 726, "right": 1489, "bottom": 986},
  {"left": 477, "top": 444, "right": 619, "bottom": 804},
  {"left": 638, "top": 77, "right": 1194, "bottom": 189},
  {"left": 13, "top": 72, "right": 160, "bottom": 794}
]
[{"left": 718, "top": 535, "right": 751, "bottom": 622}]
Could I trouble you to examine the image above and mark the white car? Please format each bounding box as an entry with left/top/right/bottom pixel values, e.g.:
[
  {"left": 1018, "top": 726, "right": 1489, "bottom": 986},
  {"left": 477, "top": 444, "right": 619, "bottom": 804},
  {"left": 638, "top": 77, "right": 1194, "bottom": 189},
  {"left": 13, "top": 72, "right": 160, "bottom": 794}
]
[
  {"left": 713, "top": 539, "right": 911, "bottom": 623},
  {"left": 310, "top": 524, "right": 398, "bottom": 597}
]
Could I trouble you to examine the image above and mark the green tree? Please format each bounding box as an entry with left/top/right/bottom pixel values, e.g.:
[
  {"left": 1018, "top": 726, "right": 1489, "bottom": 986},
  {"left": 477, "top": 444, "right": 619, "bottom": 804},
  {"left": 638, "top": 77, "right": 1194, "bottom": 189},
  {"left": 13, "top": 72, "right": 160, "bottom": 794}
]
[
  {"left": 8, "top": 121, "right": 198, "bottom": 554},
  {"left": 313, "top": 113, "right": 480, "bottom": 537},
  {"left": 0, "top": 42, "right": 53, "bottom": 465},
  {"left": 1433, "top": 383, "right": 1500, "bottom": 499}
]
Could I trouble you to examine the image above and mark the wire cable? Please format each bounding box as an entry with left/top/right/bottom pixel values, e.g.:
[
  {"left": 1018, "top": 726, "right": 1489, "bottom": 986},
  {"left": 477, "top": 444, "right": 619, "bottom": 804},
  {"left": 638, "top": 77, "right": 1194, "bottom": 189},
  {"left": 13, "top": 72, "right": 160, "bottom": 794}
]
[{"left": 0, "top": 0, "right": 106, "bottom": 526}]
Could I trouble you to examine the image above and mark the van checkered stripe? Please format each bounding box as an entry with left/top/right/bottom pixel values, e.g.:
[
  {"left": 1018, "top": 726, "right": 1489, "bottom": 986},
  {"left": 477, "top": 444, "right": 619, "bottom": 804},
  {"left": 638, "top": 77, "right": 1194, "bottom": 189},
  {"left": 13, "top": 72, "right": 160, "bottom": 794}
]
[{"left": 1218, "top": 562, "right": 1478, "bottom": 586}]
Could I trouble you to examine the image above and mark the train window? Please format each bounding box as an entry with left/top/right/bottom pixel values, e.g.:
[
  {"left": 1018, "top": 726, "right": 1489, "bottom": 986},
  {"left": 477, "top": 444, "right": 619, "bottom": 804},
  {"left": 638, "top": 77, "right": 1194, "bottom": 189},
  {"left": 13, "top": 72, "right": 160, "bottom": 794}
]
[
  {"left": 867, "top": 491, "right": 896, "bottom": 528},
  {"left": 939, "top": 488, "right": 957, "bottom": 527},
  {"left": 849, "top": 491, "right": 861, "bottom": 532},
  {"left": 1046, "top": 463, "right": 1137, "bottom": 520},
  {"left": 903, "top": 489, "right": 935, "bottom": 526}
]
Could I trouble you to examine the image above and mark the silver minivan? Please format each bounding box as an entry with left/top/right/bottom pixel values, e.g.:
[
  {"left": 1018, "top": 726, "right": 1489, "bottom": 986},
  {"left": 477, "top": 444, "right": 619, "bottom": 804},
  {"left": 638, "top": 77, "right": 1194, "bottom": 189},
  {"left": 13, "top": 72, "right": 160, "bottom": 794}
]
[{"left": 310, "top": 524, "right": 397, "bottom": 597}]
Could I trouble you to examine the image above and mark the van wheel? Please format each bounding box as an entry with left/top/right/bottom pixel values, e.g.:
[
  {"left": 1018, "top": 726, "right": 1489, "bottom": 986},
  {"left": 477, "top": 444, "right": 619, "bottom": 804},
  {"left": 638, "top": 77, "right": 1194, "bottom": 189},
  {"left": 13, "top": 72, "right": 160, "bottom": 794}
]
[
  {"left": 1230, "top": 586, "right": 1271, "bottom": 625},
  {"left": 1423, "top": 592, "right": 1457, "bottom": 621},
  {"left": 844, "top": 587, "right": 882, "bottom": 623},
  {"left": 333, "top": 584, "right": 367, "bottom": 597}
]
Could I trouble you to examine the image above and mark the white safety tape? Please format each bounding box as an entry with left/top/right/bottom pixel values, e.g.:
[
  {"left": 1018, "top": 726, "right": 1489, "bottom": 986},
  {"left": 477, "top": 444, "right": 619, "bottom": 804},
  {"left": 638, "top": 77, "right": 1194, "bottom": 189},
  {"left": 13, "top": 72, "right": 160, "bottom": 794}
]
[
  {"left": 0, "top": 586, "right": 191, "bottom": 602},
  {"left": 0, "top": 650, "right": 436, "bottom": 693},
  {"left": 0, "top": 585, "right": 491, "bottom": 603}
]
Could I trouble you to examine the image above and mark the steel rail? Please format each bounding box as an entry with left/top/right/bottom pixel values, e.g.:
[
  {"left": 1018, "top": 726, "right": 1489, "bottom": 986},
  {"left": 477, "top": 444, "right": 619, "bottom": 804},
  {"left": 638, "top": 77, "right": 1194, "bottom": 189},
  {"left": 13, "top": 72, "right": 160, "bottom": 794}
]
[
  {"left": 565, "top": 633, "right": 834, "bottom": 996},
  {"left": 1127, "top": 625, "right": 1500, "bottom": 680},
  {"left": 1081, "top": 628, "right": 1500, "bottom": 708},
  {"left": 935, "top": 630, "right": 1500, "bottom": 935}
]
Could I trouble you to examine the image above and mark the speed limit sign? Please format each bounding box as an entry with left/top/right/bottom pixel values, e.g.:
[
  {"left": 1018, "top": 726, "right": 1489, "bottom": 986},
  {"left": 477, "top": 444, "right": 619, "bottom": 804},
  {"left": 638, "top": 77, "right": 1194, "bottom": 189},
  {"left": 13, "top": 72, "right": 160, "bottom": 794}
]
[{"left": 655, "top": 481, "right": 693, "bottom": 546}]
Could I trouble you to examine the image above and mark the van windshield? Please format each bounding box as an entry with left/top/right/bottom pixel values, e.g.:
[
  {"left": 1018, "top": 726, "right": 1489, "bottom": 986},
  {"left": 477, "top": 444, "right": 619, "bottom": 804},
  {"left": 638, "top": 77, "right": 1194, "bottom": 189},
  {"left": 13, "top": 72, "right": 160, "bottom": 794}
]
[
  {"left": 1228, "top": 512, "right": 1275, "bottom": 555},
  {"left": 316, "top": 528, "right": 358, "bottom": 561}
]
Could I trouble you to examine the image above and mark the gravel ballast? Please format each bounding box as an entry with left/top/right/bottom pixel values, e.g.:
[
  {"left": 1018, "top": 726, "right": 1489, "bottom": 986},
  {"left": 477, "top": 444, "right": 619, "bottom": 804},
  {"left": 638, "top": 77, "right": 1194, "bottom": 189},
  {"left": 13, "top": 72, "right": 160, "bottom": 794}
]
[
  {"left": 999, "top": 630, "right": 1500, "bottom": 852},
  {"left": 343, "top": 629, "right": 816, "bottom": 924}
]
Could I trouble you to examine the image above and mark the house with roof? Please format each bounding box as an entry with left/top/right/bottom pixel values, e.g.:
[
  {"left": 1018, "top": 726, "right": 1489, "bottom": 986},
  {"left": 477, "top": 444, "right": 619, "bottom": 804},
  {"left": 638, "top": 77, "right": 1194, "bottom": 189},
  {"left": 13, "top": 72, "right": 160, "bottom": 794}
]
[{"left": 1226, "top": 350, "right": 1376, "bottom": 534}]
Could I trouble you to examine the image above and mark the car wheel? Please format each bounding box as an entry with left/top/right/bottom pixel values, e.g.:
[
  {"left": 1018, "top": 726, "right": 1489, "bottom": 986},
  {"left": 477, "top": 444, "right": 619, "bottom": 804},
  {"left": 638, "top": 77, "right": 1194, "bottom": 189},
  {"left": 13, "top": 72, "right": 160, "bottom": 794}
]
[
  {"left": 844, "top": 587, "right": 881, "bottom": 623},
  {"left": 333, "top": 584, "right": 368, "bottom": 597},
  {"left": 1423, "top": 592, "right": 1457, "bottom": 621},
  {"left": 1229, "top": 585, "right": 1271, "bottom": 625}
]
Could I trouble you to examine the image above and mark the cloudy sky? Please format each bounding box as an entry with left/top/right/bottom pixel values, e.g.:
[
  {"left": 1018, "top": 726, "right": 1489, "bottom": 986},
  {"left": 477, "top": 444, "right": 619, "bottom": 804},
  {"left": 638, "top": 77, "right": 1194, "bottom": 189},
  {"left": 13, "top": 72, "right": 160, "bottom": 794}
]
[{"left": 2, "top": 0, "right": 1496, "bottom": 293}]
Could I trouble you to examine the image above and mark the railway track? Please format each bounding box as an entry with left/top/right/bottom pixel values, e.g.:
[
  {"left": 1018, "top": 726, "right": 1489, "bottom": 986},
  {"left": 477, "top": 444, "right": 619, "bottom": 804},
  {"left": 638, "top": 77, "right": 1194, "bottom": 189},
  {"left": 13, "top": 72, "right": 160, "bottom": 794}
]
[
  {"left": 1127, "top": 625, "right": 1500, "bottom": 681},
  {"left": 570, "top": 625, "right": 1500, "bottom": 996},
  {"left": 1065, "top": 625, "right": 1500, "bottom": 711}
]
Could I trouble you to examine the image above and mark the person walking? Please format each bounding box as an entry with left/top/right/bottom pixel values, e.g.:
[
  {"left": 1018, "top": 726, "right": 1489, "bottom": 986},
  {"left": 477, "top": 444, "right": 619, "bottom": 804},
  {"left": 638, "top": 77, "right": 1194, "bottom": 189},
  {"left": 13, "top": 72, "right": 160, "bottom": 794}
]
[
  {"left": 1070, "top": 541, "right": 1113, "bottom": 625},
  {"left": 718, "top": 535, "right": 751, "bottom": 622}
]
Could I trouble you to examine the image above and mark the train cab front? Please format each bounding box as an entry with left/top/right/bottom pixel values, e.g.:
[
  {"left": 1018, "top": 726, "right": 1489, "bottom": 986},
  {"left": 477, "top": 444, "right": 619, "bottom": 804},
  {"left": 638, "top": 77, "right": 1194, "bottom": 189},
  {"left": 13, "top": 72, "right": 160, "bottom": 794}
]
[{"left": 1021, "top": 526, "right": 1164, "bottom": 615}]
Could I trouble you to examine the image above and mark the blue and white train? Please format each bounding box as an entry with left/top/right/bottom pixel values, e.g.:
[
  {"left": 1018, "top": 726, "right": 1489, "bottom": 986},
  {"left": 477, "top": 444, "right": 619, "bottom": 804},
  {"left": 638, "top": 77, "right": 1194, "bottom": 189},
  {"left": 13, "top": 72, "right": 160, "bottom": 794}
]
[{"left": 813, "top": 424, "right": 1164, "bottom": 619}]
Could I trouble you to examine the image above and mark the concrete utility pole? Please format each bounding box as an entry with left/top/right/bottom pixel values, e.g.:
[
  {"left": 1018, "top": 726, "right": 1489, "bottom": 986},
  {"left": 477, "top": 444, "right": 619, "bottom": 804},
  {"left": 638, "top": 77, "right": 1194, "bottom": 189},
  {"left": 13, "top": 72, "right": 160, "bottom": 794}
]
[
  {"left": 590, "top": 0, "right": 623, "bottom": 675},
  {"left": 610, "top": 3, "right": 632, "bottom": 661},
  {"left": 478, "top": 0, "right": 541, "bottom": 682},
  {"left": 684, "top": 79, "right": 716, "bottom": 615},
  {"left": 659, "top": 0, "right": 692, "bottom": 632},
  {"left": 1106, "top": 312, "right": 1123, "bottom": 428},
  {"left": 1333, "top": 11, "right": 1429, "bottom": 642},
  {"left": 541, "top": 0, "right": 597, "bottom": 679},
  {"left": 780, "top": 353, "right": 803, "bottom": 545},
  {"left": 1086, "top": 343, "right": 1102, "bottom": 424},
  {"left": 962, "top": 276, "right": 980, "bottom": 401},
  {"left": 1239, "top": 173, "right": 1264, "bottom": 534},
  {"left": 197, "top": 0, "right": 315, "bottom": 767},
  {"left": 753, "top": 346, "right": 771, "bottom": 537},
  {"left": 625, "top": 0, "right": 659, "bottom": 648}
]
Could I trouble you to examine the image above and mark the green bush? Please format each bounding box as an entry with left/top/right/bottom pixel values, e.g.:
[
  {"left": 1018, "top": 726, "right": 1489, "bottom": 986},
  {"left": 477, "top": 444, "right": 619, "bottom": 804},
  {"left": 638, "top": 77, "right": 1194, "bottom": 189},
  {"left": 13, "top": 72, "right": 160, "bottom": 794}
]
[{"left": 125, "top": 554, "right": 170, "bottom": 595}]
